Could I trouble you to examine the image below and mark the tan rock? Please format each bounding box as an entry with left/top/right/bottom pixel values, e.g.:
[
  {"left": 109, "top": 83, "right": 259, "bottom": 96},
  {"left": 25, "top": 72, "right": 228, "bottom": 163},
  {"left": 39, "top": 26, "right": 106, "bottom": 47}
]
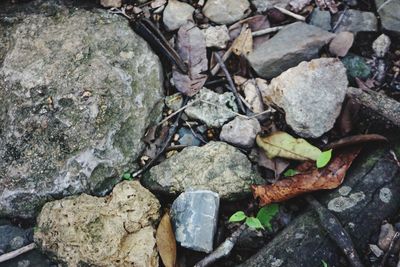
[
  {"left": 100, "top": 0, "right": 122, "bottom": 8},
  {"left": 34, "top": 181, "right": 160, "bottom": 267}
]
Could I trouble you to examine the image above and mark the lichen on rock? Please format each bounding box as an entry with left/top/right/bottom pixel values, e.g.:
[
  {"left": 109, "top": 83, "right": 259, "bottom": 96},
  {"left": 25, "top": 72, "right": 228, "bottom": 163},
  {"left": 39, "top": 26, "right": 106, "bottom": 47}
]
[{"left": 0, "top": 4, "right": 164, "bottom": 218}]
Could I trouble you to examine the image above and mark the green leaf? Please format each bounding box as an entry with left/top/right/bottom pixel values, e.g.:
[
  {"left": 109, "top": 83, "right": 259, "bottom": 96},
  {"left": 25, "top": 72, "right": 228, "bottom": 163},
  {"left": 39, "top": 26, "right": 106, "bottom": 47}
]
[
  {"left": 316, "top": 149, "right": 332, "bottom": 168},
  {"left": 256, "top": 132, "right": 322, "bottom": 161},
  {"left": 283, "top": 168, "right": 299, "bottom": 177},
  {"left": 229, "top": 211, "right": 247, "bottom": 222},
  {"left": 245, "top": 217, "right": 264, "bottom": 230},
  {"left": 122, "top": 172, "right": 132, "bottom": 181},
  {"left": 256, "top": 204, "right": 279, "bottom": 231},
  {"left": 321, "top": 260, "right": 328, "bottom": 267}
]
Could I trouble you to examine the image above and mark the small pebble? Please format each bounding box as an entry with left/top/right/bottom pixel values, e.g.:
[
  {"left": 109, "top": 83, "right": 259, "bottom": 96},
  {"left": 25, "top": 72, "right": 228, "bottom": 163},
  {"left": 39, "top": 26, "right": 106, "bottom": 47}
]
[
  {"left": 220, "top": 117, "right": 261, "bottom": 148},
  {"left": 202, "top": 25, "right": 230, "bottom": 49},
  {"left": 372, "top": 34, "right": 391, "bottom": 58}
]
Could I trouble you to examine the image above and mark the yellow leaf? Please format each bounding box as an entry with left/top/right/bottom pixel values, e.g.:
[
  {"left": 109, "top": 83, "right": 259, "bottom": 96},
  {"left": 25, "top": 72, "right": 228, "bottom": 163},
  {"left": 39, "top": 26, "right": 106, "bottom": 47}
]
[
  {"left": 256, "top": 132, "right": 322, "bottom": 161},
  {"left": 156, "top": 212, "right": 176, "bottom": 267},
  {"left": 231, "top": 25, "right": 253, "bottom": 56}
]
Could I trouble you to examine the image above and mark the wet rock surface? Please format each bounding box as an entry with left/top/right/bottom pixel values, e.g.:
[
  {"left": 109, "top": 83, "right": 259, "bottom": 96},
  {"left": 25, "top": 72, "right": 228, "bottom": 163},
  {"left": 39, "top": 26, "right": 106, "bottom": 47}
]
[
  {"left": 238, "top": 145, "right": 400, "bottom": 267},
  {"left": 171, "top": 190, "right": 219, "bottom": 253},
  {"left": 34, "top": 181, "right": 160, "bottom": 267},
  {"left": 332, "top": 9, "right": 377, "bottom": 33},
  {"left": 247, "top": 22, "right": 335, "bottom": 79},
  {"left": 261, "top": 58, "right": 348, "bottom": 138},
  {"left": 0, "top": 3, "right": 164, "bottom": 218},
  {"left": 143, "top": 142, "right": 263, "bottom": 200},
  {"left": 375, "top": 0, "right": 400, "bottom": 35}
]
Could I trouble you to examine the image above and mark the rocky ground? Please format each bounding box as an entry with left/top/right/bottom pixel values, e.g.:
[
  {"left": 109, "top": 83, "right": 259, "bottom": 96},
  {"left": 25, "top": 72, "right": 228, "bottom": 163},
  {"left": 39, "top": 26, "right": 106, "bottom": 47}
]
[{"left": 0, "top": 0, "right": 399, "bottom": 267}]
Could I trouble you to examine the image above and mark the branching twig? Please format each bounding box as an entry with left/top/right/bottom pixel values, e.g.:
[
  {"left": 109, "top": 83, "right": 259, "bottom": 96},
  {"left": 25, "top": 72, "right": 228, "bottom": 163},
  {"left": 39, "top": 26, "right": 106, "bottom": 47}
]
[
  {"left": 211, "top": 48, "right": 232, "bottom": 76},
  {"left": 157, "top": 98, "right": 200, "bottom": 126},
  {"left": 380, "top": 232, "right": 400, "bottom": 267},
  {"left": 306, "top": 195, "right": 364, "bottom": 267},
  {"left": 194, "top": 224, "right": 247, "bottom": 267},
  {"left": 132, "top": 96, "right": 189, "bottom": 178},
  {"left": 214, "top": 52, "right": 246, "bottom": 114},
  {"left": 0, "top": 243, "right": 36, "bottom": 263}
]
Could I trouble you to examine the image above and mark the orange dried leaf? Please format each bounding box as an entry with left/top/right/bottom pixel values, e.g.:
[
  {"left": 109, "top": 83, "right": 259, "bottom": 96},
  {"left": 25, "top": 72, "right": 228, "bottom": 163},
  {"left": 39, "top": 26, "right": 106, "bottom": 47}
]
[
  {"left": 156, "top": 212, "right": 177, "bottom": 267},
  {"left": 252, "top": 147, "right": 361, "bottom": 206}
]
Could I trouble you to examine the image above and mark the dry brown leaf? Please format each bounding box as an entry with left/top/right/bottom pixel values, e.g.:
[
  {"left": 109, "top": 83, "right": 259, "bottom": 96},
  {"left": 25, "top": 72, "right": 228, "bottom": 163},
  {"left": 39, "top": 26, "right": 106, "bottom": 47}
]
[
  {"left": 156, "top": 212, "right": 177, "bottom": 267},
  {"left": 172, "top": 21, "right": 208, "bottom": 96},
  {"left": 325, "top": 134, "right": 388, "bottom": 150},
  {"left": 231, "top": 25, "right": 253, "bottom": 56},
  {"left": 257, "top": 148, "right": 290, "bottom": 178},
  {"left": 252, "top": 147, "right": 361, "bottom": 206},
  {"left": 329, "top": 31, "right": 354, "bottom": 57}
]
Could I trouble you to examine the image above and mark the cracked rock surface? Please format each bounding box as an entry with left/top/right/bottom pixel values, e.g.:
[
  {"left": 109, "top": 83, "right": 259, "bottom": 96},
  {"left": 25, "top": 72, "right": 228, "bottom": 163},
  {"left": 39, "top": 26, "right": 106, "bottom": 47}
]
[
  {"left": 34, "top": 181, "right": 160, "bottom": 267},
  {"left": 0, "top": 3, "right": 164, "bottom": 218},
  {"left": 143, "top": 141, "right": 263, "bottom": 200}
]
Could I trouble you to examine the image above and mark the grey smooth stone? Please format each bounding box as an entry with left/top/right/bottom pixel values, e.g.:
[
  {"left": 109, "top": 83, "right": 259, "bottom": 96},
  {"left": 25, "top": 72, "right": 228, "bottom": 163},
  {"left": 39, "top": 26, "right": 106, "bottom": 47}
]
[
  {"left": 247, "top": 22, "right": 334, "bottom": 79},
  {"left": 375, "top": 0, "right": 400, "bottom": 36},
  {"left": 171, "top": 190, "right": 220, "bottom": 253},
  {"left": 333, "top": 9, "right": 377, "bottom": 33},
  {"left": 309, "top": 9, "right": 331, "bottom": 31}
]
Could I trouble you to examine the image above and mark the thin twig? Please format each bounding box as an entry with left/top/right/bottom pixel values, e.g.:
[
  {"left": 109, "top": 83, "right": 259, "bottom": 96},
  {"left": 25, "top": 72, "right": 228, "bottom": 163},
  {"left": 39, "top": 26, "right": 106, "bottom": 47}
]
[
  {"left": 252, "top": 26, "right": 285, "bottom": 37},
  {"left": 306, "top": 195, "right": 364, "bottom": 267},
  {"left": 0, "top": 243, "right": 36, "bottom": 263},
  {"left": 157, "top": 98, "right": 200, "bottom": 126},
  {"left": 380, "top": 232, "right": 400, "bottom": 267},
  {"left": 132, "top": 96, "right": 189, "bottom": 178},
  {"left": 211, "top": 48, "right": 232, "bottom": 76},
  {"left": 214, "top": 52, "right": 246, "bottom": 113},
  {"left": 332, "top": 7, "right": 348, "bottom": 32},
  {"left": 273, "top": 6, "right": 306, "bottom": 21},
  {"left": 185, "top": 121, "right": 207, "bottom": 144},
  {"left": 194, "top": 224, "right": 247, "bottom": 267}
]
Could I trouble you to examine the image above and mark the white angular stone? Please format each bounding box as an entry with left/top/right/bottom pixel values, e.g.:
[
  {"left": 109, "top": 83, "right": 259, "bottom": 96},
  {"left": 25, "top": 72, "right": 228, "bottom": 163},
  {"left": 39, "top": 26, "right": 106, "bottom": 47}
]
[
  {"left": 202, "top": 25, "right": 230, "bottom": 49},
  {"left": 203, "top": 0, "right": 250, "bottom": 25},
  {"left": 163, "top": 0, "right": 194, "bottom": 31},
  {"left": 262, "top": 58, "right": 348, "bottom": 138}
]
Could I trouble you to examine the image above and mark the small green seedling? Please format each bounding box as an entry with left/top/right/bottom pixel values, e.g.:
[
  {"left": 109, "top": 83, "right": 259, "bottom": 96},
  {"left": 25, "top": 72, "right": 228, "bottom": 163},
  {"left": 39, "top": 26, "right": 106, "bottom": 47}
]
[
  {"left": 321, "top": 260, "right": 328, "bottom": 267},
  {"left": 122, "top": 172, "right": 133, "bottom": 181},
  {"left": 317, "top": 149, "right": 332, "bottom": 168},
  {"left": 229, "top": 204, "right": 279, "bottom": 231},
  {"left": 283, "top": 168, "right": 299, "bottom": 177}
]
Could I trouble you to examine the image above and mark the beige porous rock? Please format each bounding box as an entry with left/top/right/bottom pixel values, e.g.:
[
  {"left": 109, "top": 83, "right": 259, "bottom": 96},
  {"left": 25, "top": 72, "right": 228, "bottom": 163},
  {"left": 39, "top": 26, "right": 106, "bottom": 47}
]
[{"left": 34, "top": 181, "right": 161, "bottom": 267}]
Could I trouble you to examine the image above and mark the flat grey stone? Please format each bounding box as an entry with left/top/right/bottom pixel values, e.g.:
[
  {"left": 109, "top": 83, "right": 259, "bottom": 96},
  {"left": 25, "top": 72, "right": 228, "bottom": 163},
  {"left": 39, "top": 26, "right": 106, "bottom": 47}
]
[
  {"left": 309, "top": 9, "right": 331, "bottom": 31},
  {"left": 0, "top": 3, "right": 164, "bottom": 218},
  {"left": 375, "top": 0, "right": 400, "bottom": 35},
  {"left": 220, "top": 116, "right": 261, "bottom": 148},
  {"left": 171, "top": 190, "right": 219, "bottom": 253},
  {"left": 143, "top": 141, "right": 263, "bottom": 200},
  {"left": 247, "top": 22, "right": 335, "bottom": 79},
  {"left": 185, "top": 88, "right": 238, "bottom": 128},
  {"left": 262, "top": 58, "right": 348, "bottom": 138},
  {"left": 163, "top": 0, "right": 194, "bottom": 31},
  {"left": 203, "top": 0, "right": 250, "bottom": 25},
  {"left": 333, "top": 9, "right": 377, "bottom": 33}
]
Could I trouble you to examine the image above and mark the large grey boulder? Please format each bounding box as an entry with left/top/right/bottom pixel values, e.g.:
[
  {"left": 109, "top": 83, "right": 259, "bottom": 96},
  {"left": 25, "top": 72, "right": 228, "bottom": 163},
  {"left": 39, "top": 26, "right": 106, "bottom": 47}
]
[
  {"left": 247, "top": 22, "right": 335, "bottom": 79},
  {"left": 375, "top": 0, "right": 400, "bottom": 35},
  {"left": 0, "top": 5, "right": 164, "bottom": 218},
  {"left": 143, "top": 142, "right": 263, "bottom": 200},
  {"left": 261, "top": 58, "right": 348, "bottom": 138},
  {"left": 34, "top": 181, "right": 160, "bottom": 267}
]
